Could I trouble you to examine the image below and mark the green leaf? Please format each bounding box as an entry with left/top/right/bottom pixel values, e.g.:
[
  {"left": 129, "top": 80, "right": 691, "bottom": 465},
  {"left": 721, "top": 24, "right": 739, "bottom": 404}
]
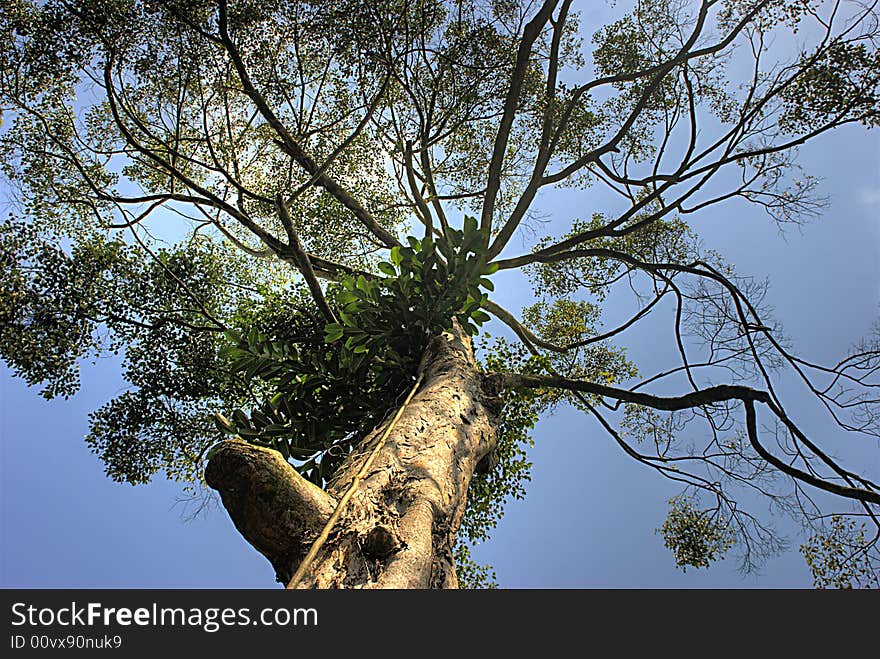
[
  {"left": 444, "top": 226, "right": 463, "bottom": 247},
  {"left": 378, "top": 262, "right": 396, "bottom": 277},
  {"left": 213, "top": 414, "right": 234, "bottom": 434},
  {"left": 463, "top": 215, "right": 478, "bottom": 235},
  {"left": 251, "top": 409, "right": 271, "bottom": 427},
  {"left": 471, "top": 310, "right": 491, "bottom": 324},
  {"left": 389, "top": 246, "right": 402, "bottom": 265},
  {"left": 436, "top": 237, "right": 453, "bottom": 260},
  {"left": 324, "top": 323, "right": 344, "bottom": 342},
  {"left": 461, "top": 231, "right": 482, "bottom": 253}
]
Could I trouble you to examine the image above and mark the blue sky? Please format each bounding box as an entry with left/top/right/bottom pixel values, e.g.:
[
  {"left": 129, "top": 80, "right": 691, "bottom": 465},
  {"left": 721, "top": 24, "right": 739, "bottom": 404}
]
[{"left": 2, "top": 2, "right": 879, "bottom": 588}]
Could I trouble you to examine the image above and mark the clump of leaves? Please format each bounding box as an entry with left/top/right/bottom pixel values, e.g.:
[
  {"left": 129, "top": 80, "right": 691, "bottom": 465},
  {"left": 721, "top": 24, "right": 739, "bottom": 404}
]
[
  {"left": 780, "top": 39, "right": 880, "bottom": 132},
  {"left": 323, "top": 217, "right": 496, "bottom": 355},
  {"left": 0, "top": 216, "right": 287, "bottom": 484},
  {"left": 659, "top": 495, "right": 736, "bottom": 571},
  {"left": 0, "top": 216, "right": 121, "bottom": 399},
  {"left": 800, "top": 515, "right": 880, "bottom": 589},
  {"left": 214, "top": 218, "right": 497, "bottom": 485}
]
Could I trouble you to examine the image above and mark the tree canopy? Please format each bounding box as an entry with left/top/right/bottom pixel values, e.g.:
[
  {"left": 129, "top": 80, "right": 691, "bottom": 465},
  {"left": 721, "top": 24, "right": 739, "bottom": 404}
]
[{"left": 1, "top": 0, "right": 879, "bottom": 587}]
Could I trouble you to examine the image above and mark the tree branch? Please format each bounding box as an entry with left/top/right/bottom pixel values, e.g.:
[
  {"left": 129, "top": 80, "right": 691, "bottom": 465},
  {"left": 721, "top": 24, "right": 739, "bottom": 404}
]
[
  {"left": 480, "top": 0, "right": 559, "bottom": 237},
  {"left": 275, "top": 194, "right": 337, "bottom": 323},
  {"left": 490, "top": 371, "right": 880, "bottom": 505}
]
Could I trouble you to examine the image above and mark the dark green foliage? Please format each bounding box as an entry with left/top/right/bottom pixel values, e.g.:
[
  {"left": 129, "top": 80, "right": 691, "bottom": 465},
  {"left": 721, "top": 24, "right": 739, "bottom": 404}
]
[
  {"left": 0, "top": 0, "right": 93, "bottom": 98},
  {"left": 326, "top": 219, "right": 496, "bottom": 352},
  {"left": 214, "top": 219, "right": 497, "bottom": 486},
  {"left": 0, "top": 215, "right": 291, "bottom": 483},
  {"left": 214, "top": 324, "right": 411, "bottom": 485},
  {"left": 0, "top": 217, "right": 121, "bottom": 398}
]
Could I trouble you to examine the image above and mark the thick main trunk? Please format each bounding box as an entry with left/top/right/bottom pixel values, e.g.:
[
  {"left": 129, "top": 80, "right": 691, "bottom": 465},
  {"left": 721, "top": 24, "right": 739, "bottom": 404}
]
[{"left": 205, "top": 322, "right": 499, "bottom": 588}]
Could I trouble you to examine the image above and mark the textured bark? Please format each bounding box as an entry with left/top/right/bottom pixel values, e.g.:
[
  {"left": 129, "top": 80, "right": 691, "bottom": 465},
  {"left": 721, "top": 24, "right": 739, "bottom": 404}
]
[
  {"left": 204, "top": 440, "right": 336, "bottom": 582},
  {"left": 206, "top": 321, "right": 499, "bottom": 588}
]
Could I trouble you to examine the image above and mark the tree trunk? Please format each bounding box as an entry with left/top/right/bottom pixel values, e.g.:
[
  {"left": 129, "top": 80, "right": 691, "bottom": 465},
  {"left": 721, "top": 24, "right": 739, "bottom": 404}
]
[{"left": 205, "top": 321, "right": 500, "bottom": 588}]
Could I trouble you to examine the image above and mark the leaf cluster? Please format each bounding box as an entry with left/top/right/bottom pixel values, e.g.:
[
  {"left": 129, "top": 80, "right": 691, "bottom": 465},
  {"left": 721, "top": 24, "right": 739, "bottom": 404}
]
[
  {"left": 658, "top": 494, "right": 736, "bottom": 571},
  {"left": 214, "top": 218, "right": 497, "bottom": 485},
  {"left": 800, "top": 515, "right": 880, "bottom": 589}
]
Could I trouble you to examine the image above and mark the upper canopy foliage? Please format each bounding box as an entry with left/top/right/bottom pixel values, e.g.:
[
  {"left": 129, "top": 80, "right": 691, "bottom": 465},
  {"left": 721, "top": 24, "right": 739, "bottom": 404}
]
[{"left": 1, "top": 0, "right": 879, "bottom": 587}]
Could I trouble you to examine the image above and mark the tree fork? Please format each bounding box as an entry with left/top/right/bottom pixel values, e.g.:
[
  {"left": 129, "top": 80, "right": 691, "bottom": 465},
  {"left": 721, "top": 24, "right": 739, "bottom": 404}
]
[{"left": 205, "top": 321, "right": 499, "bottom": 588}]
